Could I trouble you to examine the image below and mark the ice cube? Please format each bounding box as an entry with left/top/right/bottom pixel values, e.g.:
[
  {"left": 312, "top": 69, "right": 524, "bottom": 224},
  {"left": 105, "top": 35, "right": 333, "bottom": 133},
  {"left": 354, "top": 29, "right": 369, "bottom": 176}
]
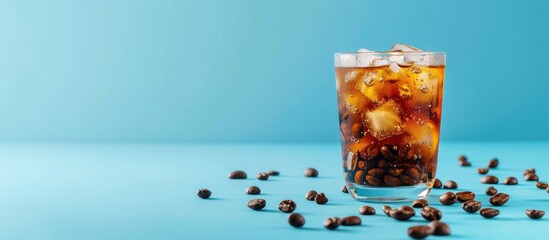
[
  {"left": 411, "top": 72, "right": 439, "bottom": 106},
  {"left": 364, "top": 100, "right": 404, "bottom": 140},
  {"left": 337, "top": 54, "right": 357, "bottom": 67},
  {"left": 403, "top": 118, "right": 438, "bottom": 160},
  {"left": 372, "top": 58, "right": 391, "bottom": 67},
  {"left": 344, "top": 92, "right": 369, "bottom": 114},
  {"left": 390, "top": 43, "right": 423, "bottom": 52},
  {"left": 389, "top": 62, "right": 401, "bottom": 73},
  {"left": 357, "top": 48, "right": 372, "bottom": 53},
  {"left": 346, "top": 151, "right": 356, "bottom": 171},
  {"left": 344, "top": 70, "right": 359, "bottom": 82}
]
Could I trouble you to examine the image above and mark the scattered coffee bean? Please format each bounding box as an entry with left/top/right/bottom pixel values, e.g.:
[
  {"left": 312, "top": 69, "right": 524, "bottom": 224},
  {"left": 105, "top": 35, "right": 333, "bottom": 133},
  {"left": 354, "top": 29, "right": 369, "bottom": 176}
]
[
  {"left": 421, "top": 206, "right": 442, "bottom": 221},
  {"left": 460, "top": 161, "right": 471, "bottom": 166},
  {"left": 480, "top": 208, "right": 500, "bottom": 218},
  {"left": 525, "top": 173, "right": 539, "bottom": 181},
  {"left": 489, "top": 193, "right": 510, "bottom": 206},
  {"left": 315, "top": 192, "right": 328, "bottom": 204},
  {"left": 536, "top": 182, "right": 548, "bottom": 189},
  {"left": 523, "top": 168, "right": 535, "bottom": 175},
  {"left": 429, "top": 221, "right": 451, "bottom": 236},
  {"left": 481, "top": 175, "right": 499, "bottom": 184},
  {"left": 485, "top": 186, "right": 498, "bottom": 196},
  {"left": 288, "top": 213, "right": 305, "bottom": 228},
  {"left": 267, "top": 170, "right": 279, "bottom": 176},
  {"left": 456, "top": 191, "right": 475, "bottom": 202},
  {"left": 304, "top": 168, "right": 318, "bottom": 177},
  {"left": 383, "top": 206, "right": 392, "bottom": 216},
  {"left": 358, "top": 205, "right": 376, "bottom": 215},
  {"left": 246, "top": 186, "right": 261, "bottom": 195},
  {"left": 443, "top": 180, "right": 458, "bottom": 189},
  {"left": 412, "top": 199, "right": 429, "bottom": 208},
  {"left": 323, "top": 217, "right": 340, "bottom": 230},
  {"left": 196, "top": 189, "right": 211, "bottom": 199},
  {"left": 389, "top": 206, "right": 416, "bottom": 221},
  {"left": 257, "top": 172, "right": 269, "bottom": 180},
  {"left": 341, "top": 216, "right": 362, "bottom": 226},
  {"left": 462, "top": 200, "right": 482, "bottom": 213},
  {"left": 408, "top": 226, "right": 433, "bottom": 239},
  {"left": 458, "top": 155, "right": 468, "bottom": 162},
  {"left": 487, "top": 158, "right": 499, "bottom": 168},
  {"left": 525, "top": 209, "right": 545, "bottom": 219},
  {"left": 305, "top": 190, "right": 318, "bottom": 201},
  {"left": 503, "top": 177, "right": 518, "bottom": 185},
  {"left": 247, "top": 198, "right": 266, "bottom": 210},
  {"left": 458, "top": 155, "right": 471, "bottom": 166},
  {"left": 477, "top": 168, "right": 489, "bottom": 174},
  {"left": 433, "top": 178, "right": 442, "bottom": 188},
  {"left": 341, "top": 185, "right": 348, "bottom": 193},
  {"left": 439, "top": 192, "right": 457, "bottom": 205},
  {"left": 229, "top": 170, "right": 247, "bottom": 179},
  {"left": 278, "top": 200, "right": 297, "bottom": 213}
]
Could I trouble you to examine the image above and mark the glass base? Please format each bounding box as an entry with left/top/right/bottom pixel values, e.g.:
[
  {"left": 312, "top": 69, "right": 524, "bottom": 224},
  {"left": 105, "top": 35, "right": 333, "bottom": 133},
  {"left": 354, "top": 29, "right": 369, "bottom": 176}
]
[{"left": 346, "top": 183, "right": 432, "bottom": 202}]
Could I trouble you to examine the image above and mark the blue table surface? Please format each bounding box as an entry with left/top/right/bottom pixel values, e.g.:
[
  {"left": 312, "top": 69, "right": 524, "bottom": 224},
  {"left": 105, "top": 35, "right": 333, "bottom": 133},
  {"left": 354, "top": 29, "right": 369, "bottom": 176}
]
[{"left": 0, "top": 142, "right": 548, "bottom": 239}]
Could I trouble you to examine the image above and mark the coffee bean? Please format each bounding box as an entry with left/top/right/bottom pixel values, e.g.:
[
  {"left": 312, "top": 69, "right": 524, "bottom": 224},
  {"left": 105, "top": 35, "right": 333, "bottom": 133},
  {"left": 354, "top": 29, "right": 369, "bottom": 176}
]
[
  {"left": 485, "top": 186, "right": 498, "bottom": 196},
  {"left": 503, "top": 177, "right": 518, "bottom": 185},
  {"left": 459, "top": 160, "right": 471, "bottom": 167},
  {"left": 477, "top": 168, "right": 489, "bottom": 174},
  {"left": 196, "top": 189, "right": 211, "bottom": 199},
  {"left": 421, "top": 206, "right": 442, "bottom": 221},
  {"left": 323, "top": 217, "right": 340, "bottom": 230},
  {"left": 288, "top": 213, "right": 305, "bottom": 228},
  {"left": 412, "top": 199, "right": 429, "bottom": 208},
  {"left": 525, "top": 173, "right": 539, "bottom": 181},
  {"left": 487, "top": 158, "right": 499, "bottom": 168},
  {"left": 525, "top": 209, "right": 545, "bottom": 219},
  {"left": 367, "top": 168, "right": 384, "bottom": 178},
  {"left": 358, "top": 205, "right": 376, "bottom": 215},
  {"left": 489, "top": 193, "right": 510, "bottom": 206},
  {"left": 389, "top": 206, "right": 416, "bottom": 221},
  {"left": 400, "top": 174, "right": 418, "bottom": 186},
  {"left": 429, "top": 221, "right": 451, "bottom": 236},
  {"left": 387, "top": 168, "right": 405, "bottom": 177},
  {"left": 458, "top": 155, "right": 468, "bottom": 162},
  {"left": 406, "top": 167, "right": 421, "bottom": 180},
  {"left": 439, "top": 192, "right": 457, "bottom": 205},
  {"left": 229, "top": 170, "right": 247, "bottom": 179},
  {"left": 305, "top": 190, "right": 317, "bottom": 201},
  {"left": 357, "top": 160, "right": 366, "bottom": 170},
  {"left": 480, "top": 208, "right": 500, "bottom": 218},
  {"left": 315, "top": 192, "right": 328, "bottom": 205},
  {"left": 480, "top": 175, "right": 499, "bottom": 184},
  {"left": 246, "top": 186, "right": 261, "bottom": 195},
  {"left": 433, "top": 178, "right": 442, "bottom": 188},
  {"left": 523, "top": 168, "right": 536, "bottom": 175},
  {"left": 341, "top": 185, "right": 348, "bottom": 193},
  {"left": 383, "top": 206, "right": 392, "bottom": 216},
  {"left": 443, "top": 180, "right": 458, "bottom": 189},
  {"left": 462, "top": 200, "right": 482, "bottom": 213},
  {"left": 408, "top": 226, "right": 433, "bottom": 239},
  {"left": 341, "top": 216, "right": 362, "bottom": 226},
  {"left": 383, "top": 175, "right": 402, "bottom": 186},
  {"left": 278, "top": 200, "right": 297, "bottom": 213},
  {"left": 267, "top": 170, "right": 279, "bottom": 176},
  {"left": 380, "top": 146, "right": 394, "bottom": 161},
  {"left": 247, "top": 198, "right": 266, "bottom": 210},
  {"left": 536, "top": 182, "right": 548, "bottom": 189},
  {"left": 456, "top": 191, "right": 475, "bottom": 202},
  {"left": 354, "top": 170, "right": 366, "bottom": 184},
  {"left": 377, "top": 159, "right": 388, "bottom": 168},
  {"left": 257, "top": 172, "right": 269, "bottom": 180},
  {"left": 366, "top": 175, "right": 382, "bottom": 186},
  {"left": 304, "top": 168, "right": 318, "bottom": 177}
]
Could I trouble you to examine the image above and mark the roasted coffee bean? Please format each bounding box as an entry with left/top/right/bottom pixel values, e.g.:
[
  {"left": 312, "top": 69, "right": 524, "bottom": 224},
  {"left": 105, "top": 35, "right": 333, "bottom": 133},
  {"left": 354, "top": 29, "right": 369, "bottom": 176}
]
[
  {"left": 278, "top": 200, "right": 297, "bottom": 213},
  {"left": 406, "top": 168, "right": 421, "bottom": 180},
  {"left": 354, "top": 170, "right": 366, "bottom": 184},
  {"left": 489, "top": 193, "right": 510, "bottom": 206},
  {"left": 481, "top": 175, "right": 499, "bottom": 184},
  {"left": 383, "top": 206, "right": 392, "bottom": 216},
  {"left": 196, "top": 189, "right": 211, "bottom": 199},
  {"left": 477, "top": 168, "right": 489, "bottom": 174},
  {"left": 462, "top": 200, "right": 482, "bottom": 213},
  {"left": 480, "top": 208, "right": 500, "bottom": 218},
  {"left": 358, "top": 205, "right": 376, "bottom": 215},
  {"left": 323, "top": 217, "right": 340, "bottom": 230},
  {"left": 400, "top": 174, "right": 418, "bottom": 186},
  {"left": 458, "top": 155, "right": 468, "bottom": 162},
  {"left": 429, "top": 221, "right": 451, "bottom": 236},
  {"left": 525, "top": 173, "right": 539, "bottom": 181},
  {"left": 315, "top": 192, "right": 328, "bottom": 204},
  {"left": 503, "top": 177, "right": 518, "bottom": 185},
  {"left": 433, "top": 178, "right": 442, "bottom": 188},
  {"left": 487, "top": 158, "right": 499, "bottom": 168},
  {"left": 247, "top": 198, "right": 266, "bottom": 210},
  {"left": 257, "top": 172, "right": 269, "bottom": 180},
  {"left": 367, "top": 168, "right": 385, "bottom": 178},
  {"left": 267, "top": 170, "right": 279, "bottom": 176},
  {"left": 288, "top": 213, "right": 305, "bottom": 228},
  {"left": 366, "top": 175, "right": 382, "bottom": 186},
  {"left": 439, "top": 192, "right": 457, "bottom": 205},
  {"left": 525, "top": 209, "right": 545, "bottom": 219},
  {"left": 456, "top": 191, "right": 475, "bottom": 202},
  {"left": 383, "top": 175, "right": 402, "bottom": 186},
  {"left": 341, "top": 216, "right": 362, "bottom": 226},
  {"left": 408, "top": 225, "right": 433, "bottom": 239},
  {"left": 246, "top": 186, "right": 261, "bottom": 195},
  {"left": 421, "top": 206, "right": 442, "bottom": 221},
  {"left": 228, "top": 170, "right": 247, "bottom": 179},
  {"left": 377, "top": 159, "right": 388, "bottom": 168},
  {"left": 460, "top": 161, "right": 471, "bottom": 166},
  {"left": 412, "top": 199, "right": 429, "bottom": 208},
  {"left": 387, "top": 168, "right": 405, "bottom": 177},
  {"left": 380, "top": 146, "right": 394, "bottom": 161},
  {"left": 305, "top": 190, "right": 317, "bottom": 200},
  {"left": 389, "top": 206, "right": 416, "bottom": 221},
  {"left": 485, "top": 186, "right": 498, "bottom": 196},
  {"left": 523, "top": 168, "right": 536, "bottom": 175},
  {"left": 341, "top": 185, "right": 348, "bottom": 193},
  {"left": 443, "top": 180, "right": 458, "bottom": 189},
  {"left": 357, "top": 160, "right": 366, "bottom": 170},
  {"left": 536, "top": 182, "right": 548, "bottom": 189},
  {"left": 304, "top": 168, "right": 318, "bottom": 177}
]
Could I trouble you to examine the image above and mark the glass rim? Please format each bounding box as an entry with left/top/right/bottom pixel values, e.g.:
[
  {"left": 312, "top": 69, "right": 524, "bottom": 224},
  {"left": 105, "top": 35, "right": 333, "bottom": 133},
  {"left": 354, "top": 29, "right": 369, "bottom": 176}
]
[{"left": 334, "top": 51, "right": 446, "bottom": 56}]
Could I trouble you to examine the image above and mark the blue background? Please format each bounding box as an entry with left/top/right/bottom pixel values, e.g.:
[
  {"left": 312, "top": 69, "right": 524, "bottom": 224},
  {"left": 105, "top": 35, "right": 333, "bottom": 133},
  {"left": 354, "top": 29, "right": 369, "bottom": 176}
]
[{"left": 1, "top": 0, "right": 548, "bottom": 143}]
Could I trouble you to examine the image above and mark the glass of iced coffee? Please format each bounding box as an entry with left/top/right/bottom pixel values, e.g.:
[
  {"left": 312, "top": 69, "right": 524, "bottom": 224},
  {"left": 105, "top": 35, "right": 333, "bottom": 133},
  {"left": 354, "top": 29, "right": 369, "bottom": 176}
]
[{"left": 334, "top": 44, "right": 445, "bottom": 201}]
